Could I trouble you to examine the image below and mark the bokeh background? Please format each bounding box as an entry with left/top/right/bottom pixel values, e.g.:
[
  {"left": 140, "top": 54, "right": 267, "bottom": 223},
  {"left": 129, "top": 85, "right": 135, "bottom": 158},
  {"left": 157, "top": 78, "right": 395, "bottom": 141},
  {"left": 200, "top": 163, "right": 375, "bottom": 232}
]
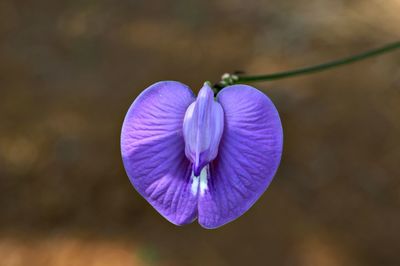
[{"left": 1, "top": 0, "right": 400, "bottom": 265}]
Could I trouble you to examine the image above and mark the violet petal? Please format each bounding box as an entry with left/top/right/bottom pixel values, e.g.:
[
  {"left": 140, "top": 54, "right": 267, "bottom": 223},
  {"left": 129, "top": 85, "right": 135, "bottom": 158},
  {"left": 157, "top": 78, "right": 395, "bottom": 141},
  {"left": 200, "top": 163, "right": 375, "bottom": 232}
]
[
  {"left": 198, "top": 85, "right": 283, "bottom": 229},
  {"left": 121, "top": 81, "right": 198, "bottom": 225}
]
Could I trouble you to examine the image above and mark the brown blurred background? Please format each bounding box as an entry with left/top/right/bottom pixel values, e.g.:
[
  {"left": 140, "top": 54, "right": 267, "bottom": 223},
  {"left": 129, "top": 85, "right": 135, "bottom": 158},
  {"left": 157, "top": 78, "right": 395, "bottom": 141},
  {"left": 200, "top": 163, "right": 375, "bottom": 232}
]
[{"left": 0, "top": 0, "right": 400, "bottom": 265}]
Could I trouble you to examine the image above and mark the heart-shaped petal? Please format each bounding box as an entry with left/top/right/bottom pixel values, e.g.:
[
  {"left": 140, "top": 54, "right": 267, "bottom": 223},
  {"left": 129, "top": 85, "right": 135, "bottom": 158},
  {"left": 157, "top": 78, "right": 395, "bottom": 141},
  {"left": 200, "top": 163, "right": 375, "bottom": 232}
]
[
  {"left": 198, "top": 85, "right": 283, "bottom": 228},
  {"left": 121, "top": 81, "right": 198, "bottom": 225}
]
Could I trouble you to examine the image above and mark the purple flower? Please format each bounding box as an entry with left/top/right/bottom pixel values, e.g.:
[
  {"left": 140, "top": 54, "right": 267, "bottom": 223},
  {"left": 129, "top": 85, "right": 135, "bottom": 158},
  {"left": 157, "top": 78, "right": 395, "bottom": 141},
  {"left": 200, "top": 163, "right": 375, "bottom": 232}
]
[{"left": 121, "top": 81, "right": 283, "bottom": 228}]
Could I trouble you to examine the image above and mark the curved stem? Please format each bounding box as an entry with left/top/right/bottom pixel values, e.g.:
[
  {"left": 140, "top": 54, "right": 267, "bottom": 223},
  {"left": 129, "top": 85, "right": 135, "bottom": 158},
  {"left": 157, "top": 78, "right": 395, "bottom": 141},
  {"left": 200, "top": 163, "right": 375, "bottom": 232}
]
[{"left": 213, "top": 41, "right": 400, "bottom": 93}]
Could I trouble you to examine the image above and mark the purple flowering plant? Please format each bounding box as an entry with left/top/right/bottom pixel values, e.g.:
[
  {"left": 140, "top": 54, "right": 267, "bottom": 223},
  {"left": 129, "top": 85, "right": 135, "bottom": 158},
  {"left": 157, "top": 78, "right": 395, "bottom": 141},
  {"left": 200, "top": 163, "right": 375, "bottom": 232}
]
[
  {"left": 120, "top": 41, "right": 400, "bottom": 229},
  {"left": 121, "top": 81, "right": 282, "bottom": 228}
]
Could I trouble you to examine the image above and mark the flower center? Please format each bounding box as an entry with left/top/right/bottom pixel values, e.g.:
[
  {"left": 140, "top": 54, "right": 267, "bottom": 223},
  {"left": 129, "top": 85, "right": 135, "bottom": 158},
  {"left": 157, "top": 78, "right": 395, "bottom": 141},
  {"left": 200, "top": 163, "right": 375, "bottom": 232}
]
[{"left": 182, "top": 83, "right": 224, "bottom": 176}]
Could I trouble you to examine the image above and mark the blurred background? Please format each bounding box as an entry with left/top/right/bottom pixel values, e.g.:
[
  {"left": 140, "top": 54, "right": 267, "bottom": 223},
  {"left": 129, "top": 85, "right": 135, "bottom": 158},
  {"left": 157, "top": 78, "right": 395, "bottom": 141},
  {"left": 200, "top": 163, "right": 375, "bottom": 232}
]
[{"left": 0, "top": 0, "right": 400, "bottom": 265}]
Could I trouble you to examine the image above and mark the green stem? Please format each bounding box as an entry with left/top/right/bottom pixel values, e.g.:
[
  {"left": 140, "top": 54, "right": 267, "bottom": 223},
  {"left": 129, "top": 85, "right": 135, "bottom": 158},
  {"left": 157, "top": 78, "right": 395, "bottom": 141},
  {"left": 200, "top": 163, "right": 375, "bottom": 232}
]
[{"left": 213, "top": 41, "right": 400, "bottom": 93}]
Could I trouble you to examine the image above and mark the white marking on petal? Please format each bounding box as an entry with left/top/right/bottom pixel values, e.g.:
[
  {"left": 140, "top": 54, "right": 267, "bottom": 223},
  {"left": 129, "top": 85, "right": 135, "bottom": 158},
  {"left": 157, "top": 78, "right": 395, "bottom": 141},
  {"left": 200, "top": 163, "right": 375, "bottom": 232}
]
[
  {"left": 190, "top": 165, "right": 209, "bottom": 196},
  {"left": 199, "top": 166, "right": 208, "bottom": 196},
  {"left": 191, "top": 171, "right": 199, "bottom": 196}
]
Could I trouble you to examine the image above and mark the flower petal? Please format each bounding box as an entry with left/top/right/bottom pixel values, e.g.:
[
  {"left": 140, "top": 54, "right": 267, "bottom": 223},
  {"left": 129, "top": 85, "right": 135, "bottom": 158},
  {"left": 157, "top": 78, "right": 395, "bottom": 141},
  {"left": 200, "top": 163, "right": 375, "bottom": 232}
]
[
  {"left": 121, "top": 81, "right": 198, "bottom": 225},
  {"left": 198, "top": 85, "right": 283, "bottom": 229}
]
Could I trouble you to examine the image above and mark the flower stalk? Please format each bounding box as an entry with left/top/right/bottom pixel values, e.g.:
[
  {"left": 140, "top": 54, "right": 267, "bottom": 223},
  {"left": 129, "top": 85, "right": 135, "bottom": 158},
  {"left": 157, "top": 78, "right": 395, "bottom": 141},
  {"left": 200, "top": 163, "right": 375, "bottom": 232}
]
[{"left": 213, "top": 41, "right": 400, "bottom": 94}]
